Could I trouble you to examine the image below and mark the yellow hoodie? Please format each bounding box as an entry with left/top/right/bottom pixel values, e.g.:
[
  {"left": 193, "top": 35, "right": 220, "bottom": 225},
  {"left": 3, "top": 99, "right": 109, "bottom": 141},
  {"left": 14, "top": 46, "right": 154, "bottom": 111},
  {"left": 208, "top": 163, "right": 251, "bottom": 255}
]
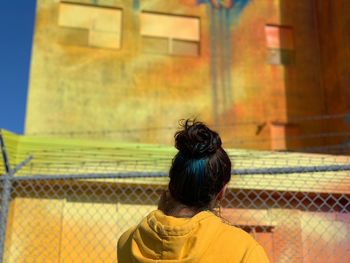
[{"left": 117, "top": 210, "right": 270, "bottom": 263}]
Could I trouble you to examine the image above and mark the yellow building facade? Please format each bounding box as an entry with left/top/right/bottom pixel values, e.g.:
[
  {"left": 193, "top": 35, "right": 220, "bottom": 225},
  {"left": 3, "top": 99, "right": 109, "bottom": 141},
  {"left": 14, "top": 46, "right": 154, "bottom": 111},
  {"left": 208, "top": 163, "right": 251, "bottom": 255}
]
[
  {"left": 26, "top": 0, "right": 314, "bottom": 150},
  {"left": 3, "top": 1, "right": 348, "bottom": 261},
  {"left": 26, "top": 0, "right": 212, "bottom": 144},
  {"left": 26, "top": 0, "right": 350, "bottom": 152}
]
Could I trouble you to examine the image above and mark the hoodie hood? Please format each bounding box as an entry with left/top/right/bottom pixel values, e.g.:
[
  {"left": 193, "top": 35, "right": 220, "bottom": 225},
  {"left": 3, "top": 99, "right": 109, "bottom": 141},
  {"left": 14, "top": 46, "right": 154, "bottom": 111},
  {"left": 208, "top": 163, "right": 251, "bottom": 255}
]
[
  {"left": 118, "top": 210, "right": 270, "bottom": 263},
  {"left": 130, "top": 210, "right": 222, "bottom": 262}
]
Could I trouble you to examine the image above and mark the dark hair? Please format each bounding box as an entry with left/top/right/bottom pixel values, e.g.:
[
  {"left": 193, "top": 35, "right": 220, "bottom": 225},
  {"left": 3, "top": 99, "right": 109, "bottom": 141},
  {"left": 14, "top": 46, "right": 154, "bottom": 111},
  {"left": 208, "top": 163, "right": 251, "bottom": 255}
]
[{"left": 168, "top": 119, "right": 231, "bottom": 209}]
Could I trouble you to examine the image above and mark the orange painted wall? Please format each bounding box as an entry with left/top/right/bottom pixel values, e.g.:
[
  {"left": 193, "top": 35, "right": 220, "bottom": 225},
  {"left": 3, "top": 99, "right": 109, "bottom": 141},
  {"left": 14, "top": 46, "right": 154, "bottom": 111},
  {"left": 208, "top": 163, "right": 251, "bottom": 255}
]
[
  {"left": 314, "top": 0, "right": 350, "bottom": 149},
  {"left": 5, "top": 185, "right": 350, "bottom": 262},
  {"left": 25, "top": 0, "right": 350, "bottom": 152}
]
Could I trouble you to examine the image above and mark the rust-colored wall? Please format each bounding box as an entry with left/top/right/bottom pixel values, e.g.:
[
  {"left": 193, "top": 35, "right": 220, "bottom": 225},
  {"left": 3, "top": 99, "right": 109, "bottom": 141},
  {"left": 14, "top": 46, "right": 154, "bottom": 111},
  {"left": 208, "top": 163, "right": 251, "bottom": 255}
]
[
  {"left": 279, "top": 0, "right": 326, "bottom": 150},
  {"left": 314, "top": 0, "right": 350, "bottom": 149}
]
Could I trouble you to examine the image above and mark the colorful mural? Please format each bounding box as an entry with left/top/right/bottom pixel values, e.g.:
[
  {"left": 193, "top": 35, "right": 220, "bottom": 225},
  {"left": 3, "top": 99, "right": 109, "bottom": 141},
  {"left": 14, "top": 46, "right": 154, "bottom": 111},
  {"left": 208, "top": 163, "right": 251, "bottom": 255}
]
[
  {"left": 25, "top": 0, "right": 271, "bottom": 148},
  {"left": 25, "top": 0, "right": 350, "bottom": 152},
  {"left": 6, "top": 1, "right": 350, "bottom": 262},
  {"left": 197, "top": 0, "right": 251, "bottom": 124}
]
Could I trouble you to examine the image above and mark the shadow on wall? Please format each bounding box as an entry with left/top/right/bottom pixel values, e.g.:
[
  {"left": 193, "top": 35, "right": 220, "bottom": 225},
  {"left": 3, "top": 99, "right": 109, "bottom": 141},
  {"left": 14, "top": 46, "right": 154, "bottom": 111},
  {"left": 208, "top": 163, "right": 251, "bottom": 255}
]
[{"left": 280, "top": 0, "right": 350, "bottom": 153}]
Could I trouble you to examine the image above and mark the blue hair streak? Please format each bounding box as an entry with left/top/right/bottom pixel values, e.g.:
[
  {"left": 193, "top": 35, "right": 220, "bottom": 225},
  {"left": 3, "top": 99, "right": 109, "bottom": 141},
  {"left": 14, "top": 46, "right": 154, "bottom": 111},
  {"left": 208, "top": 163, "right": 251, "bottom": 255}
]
[
  {"left": 188, "top": 158, "right": 206, "bottom": 187},
  {"left": 174, "top": 153, "right": 206, "bottom": 186}
]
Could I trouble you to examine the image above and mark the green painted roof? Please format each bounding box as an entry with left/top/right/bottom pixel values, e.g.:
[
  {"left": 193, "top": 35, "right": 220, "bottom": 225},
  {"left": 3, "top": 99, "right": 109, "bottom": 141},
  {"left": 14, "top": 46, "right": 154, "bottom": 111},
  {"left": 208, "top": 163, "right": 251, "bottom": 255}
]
[{"left": 1, "top": 129, "right": 350, "bottom": 194}]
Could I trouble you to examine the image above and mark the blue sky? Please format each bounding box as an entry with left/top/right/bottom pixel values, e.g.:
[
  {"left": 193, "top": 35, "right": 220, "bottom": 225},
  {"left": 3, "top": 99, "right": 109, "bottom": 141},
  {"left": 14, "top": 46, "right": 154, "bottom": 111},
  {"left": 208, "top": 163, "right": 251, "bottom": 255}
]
[{"left": 0, "top": 1, "right": 36, "bottom": 134}]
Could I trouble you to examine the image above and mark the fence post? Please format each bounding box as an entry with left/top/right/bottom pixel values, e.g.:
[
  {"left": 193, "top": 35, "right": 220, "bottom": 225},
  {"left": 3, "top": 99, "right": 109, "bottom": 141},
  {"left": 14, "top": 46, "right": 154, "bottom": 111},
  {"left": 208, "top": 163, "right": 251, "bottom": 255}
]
[{"left": 0, "top": 131, "right": 12, "bottom": 263}]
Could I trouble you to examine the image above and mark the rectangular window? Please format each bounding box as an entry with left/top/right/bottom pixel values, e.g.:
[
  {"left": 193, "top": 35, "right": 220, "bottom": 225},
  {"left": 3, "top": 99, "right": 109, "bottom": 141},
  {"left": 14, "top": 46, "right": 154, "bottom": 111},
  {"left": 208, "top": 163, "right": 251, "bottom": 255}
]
[
  {"left": 140, "top": 12, "right": 200, "bottom": 57},
  {"left": 58, "top": 2, "right": 122, "bottom": 49},
  {"left": 265, "top": 25, "right": 294, "bottom": 65},
  {"left": 265, "top": 24, "right": 294, "bottom": 50}
]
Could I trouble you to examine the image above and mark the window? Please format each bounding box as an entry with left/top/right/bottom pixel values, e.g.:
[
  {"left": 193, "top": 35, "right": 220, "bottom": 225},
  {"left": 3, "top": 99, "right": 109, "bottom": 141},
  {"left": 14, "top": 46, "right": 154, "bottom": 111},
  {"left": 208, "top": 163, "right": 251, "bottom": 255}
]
[
  {"left": 140, "top": 12, "right": 200, "bottom": 57},
  {"left": 58, "top": 2, "right": 122, "bottom": 49},
  {"left": 265, "top": 25, "right": 294, "bottom": 65}
]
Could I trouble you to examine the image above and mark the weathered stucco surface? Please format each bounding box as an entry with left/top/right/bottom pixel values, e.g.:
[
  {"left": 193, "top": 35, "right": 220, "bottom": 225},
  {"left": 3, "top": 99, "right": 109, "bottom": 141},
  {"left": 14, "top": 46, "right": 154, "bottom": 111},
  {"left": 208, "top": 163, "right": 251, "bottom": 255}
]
[{"left": 26, "top": 0, "right": 350, "bottom": 151}]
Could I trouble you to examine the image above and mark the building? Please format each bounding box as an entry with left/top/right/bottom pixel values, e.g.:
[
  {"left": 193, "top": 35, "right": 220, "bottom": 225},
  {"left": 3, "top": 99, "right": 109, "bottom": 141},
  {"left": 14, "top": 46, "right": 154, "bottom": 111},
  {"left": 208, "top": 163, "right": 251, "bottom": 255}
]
[
  {"left": 2, "top": 1, "right": 350, "bottom": 261},
  {"left": 25, "top": 0, "right": 350, "bottom": 152}
]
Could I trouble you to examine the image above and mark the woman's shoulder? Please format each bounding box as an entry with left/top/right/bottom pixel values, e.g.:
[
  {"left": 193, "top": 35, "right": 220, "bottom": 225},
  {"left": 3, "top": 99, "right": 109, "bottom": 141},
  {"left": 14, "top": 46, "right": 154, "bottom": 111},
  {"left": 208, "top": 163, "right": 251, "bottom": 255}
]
[
  {"left": 217, "top": 219, "right": 258, "bottom": 246},
  {"left": 200, "top": 215, "right": 270, "bottom": 262},
  {"left": 196, "top": 212, "right": 260, "bottom": 249},
  {"left": 117, "top": 226, "right": 136, "bottom": 250}
]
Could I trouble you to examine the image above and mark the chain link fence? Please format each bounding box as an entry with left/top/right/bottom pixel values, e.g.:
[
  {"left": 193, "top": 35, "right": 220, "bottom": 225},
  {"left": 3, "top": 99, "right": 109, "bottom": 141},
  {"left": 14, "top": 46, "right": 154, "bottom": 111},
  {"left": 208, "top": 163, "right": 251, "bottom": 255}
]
[{"left": 0, "top": 130, "right": 350, "bottom": 262}]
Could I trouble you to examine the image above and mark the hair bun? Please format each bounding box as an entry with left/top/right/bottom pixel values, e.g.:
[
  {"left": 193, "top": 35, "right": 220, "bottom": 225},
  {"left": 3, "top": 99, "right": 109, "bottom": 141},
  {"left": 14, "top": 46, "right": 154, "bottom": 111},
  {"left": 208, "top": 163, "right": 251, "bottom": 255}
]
[{"left": 175, "top": 119, "right": 222, "bottom": 158}]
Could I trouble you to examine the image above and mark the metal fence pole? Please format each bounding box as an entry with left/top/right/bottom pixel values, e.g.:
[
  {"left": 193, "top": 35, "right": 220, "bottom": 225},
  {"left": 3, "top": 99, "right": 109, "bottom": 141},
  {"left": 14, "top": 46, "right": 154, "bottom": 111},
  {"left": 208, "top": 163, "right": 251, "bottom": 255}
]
[{"left": 0, "top": 132, "right": 12, "bottom": 263}]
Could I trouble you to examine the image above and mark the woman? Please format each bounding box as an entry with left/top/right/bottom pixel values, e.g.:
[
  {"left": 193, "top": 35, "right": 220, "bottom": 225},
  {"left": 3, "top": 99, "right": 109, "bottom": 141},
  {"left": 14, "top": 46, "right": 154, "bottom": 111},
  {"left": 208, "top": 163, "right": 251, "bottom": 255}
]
[{"left": 118, "top": 120, "right": 270, "bottom": 263}]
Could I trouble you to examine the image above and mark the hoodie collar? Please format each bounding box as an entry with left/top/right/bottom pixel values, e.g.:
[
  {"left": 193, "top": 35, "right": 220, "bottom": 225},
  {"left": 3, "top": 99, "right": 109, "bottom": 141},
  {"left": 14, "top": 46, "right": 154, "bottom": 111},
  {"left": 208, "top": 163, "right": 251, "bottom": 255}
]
[{"left": 147, "top": 210, "right": 216, "bottom": 237}]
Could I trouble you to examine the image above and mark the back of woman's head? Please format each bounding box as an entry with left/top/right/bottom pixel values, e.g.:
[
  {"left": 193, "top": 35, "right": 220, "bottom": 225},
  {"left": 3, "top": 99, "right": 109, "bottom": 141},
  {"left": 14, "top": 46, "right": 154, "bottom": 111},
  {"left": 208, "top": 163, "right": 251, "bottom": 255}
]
[{"left": 169, "top": 119, "right": 231, "bottom": 209}]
